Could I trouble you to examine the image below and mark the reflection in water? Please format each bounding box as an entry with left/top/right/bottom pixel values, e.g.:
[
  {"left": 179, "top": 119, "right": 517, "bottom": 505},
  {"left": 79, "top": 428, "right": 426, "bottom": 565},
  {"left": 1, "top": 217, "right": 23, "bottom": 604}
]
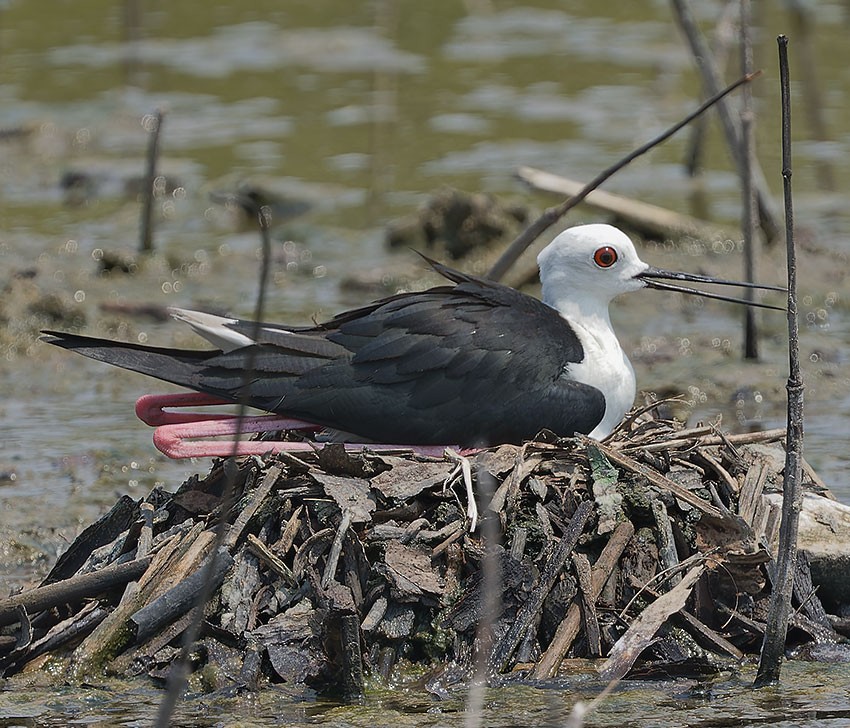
[{"left": 1, "top": 661, "right": 850, "bottom": 726}]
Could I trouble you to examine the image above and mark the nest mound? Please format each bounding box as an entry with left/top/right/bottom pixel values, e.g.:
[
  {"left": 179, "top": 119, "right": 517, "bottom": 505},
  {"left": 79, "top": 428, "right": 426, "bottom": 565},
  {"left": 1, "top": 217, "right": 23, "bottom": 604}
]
[{"left": 0, "top": 415, "right": 843, "bottom": 695}]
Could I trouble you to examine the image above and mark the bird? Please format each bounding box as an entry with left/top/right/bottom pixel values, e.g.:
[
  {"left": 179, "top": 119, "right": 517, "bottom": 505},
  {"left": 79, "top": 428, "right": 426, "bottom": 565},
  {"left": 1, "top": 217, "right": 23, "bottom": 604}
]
[{"left": 41, "top": 224, "right": 783, "bottom": 448}]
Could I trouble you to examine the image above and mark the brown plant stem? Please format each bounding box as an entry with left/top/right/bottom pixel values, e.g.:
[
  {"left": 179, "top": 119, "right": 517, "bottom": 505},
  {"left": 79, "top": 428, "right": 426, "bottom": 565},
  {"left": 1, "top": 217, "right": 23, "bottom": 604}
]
[
  {"left": 740, "top": 0, "right": 759, "bottom": 359},
  {"left": 139, "top": 109, "right": 164, "bottom": 254},
  {"left": 487, "top": 71, "right": 760, "bottom": 281},
  {"left": 670, "top": 0, "right": 782, "bottom": 243},
  {"left": 755, "top": 33, "right": 805, "bottom": 688}
]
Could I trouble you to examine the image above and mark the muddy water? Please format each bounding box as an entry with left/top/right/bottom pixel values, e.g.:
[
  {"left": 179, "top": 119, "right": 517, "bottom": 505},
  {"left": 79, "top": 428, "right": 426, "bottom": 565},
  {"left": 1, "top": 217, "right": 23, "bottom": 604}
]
[
  {"left": 2, "top": 661, "right": 850, "bottom": 726},
  {"left": 1, "top": 0, "right": 850, "bottom": 723}
]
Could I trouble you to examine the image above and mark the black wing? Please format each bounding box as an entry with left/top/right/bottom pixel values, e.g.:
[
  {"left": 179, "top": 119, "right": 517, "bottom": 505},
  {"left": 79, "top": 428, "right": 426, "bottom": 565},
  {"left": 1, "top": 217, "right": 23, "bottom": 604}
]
[{"left": 42, "top": 263, "right": 604, "bottom": 446}]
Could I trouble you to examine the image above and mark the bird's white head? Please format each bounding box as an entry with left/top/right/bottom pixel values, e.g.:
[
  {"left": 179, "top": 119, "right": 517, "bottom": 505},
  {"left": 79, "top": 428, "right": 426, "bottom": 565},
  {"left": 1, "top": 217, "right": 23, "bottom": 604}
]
[{"left": 537, "top": 224, "right": 649, "bottom": 319}]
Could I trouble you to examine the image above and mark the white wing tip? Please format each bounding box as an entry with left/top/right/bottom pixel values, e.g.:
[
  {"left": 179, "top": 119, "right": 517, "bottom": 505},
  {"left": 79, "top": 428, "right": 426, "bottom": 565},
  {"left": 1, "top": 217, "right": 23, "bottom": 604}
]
[{"left": 168, "top": 307, "right": 254, "bottom": 351}]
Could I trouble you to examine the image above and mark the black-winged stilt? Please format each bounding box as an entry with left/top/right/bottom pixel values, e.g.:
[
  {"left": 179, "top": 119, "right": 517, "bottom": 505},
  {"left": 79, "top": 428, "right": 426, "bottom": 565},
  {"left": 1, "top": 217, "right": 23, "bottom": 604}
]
[{"left": 42, "top": 224, "right": 783, "bottom": 457}]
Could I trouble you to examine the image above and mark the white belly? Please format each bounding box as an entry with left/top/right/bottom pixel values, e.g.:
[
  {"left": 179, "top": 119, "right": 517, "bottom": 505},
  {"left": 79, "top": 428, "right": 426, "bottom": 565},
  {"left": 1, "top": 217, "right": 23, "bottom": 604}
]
[{"left": 566, "top": 322, "right": 636, "bottom": 439}]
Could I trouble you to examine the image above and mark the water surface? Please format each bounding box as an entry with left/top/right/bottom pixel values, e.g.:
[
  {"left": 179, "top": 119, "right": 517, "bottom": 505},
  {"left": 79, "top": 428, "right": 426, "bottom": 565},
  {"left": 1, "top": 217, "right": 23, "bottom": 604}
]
[{"left": 1, "top": 0, "right": 849, "bottom": 722}]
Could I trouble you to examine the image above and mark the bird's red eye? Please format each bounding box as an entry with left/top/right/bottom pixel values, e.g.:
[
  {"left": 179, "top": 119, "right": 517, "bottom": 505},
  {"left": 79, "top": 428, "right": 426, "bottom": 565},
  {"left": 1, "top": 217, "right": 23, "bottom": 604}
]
[{"left": 593, "top": 246, "right": 618, "bottom": 268}]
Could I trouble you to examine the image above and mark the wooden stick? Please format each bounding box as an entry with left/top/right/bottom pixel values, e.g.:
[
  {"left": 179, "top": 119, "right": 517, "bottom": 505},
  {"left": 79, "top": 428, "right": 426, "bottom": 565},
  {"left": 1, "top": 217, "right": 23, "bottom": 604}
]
[
  {"left": 694, "top": 447, "right": 740, "bottom": 496},
  {"left": 0, "top": 557, "right": 151, "bottom": 627},
  {"left": 516, "top": 167, "right": 733, "bottom": 241},
  {"left": 465, "top": 470, "right": 500, "bottom": 723},
  {"left": 629, "top": 427, "right": 785, "bottom": 453},
  {"left": 738, "top": 457, "right": 770, "bottom": 526},
  {"left": 246, "top": 534, "right": 297, "bottom": 586},
  {"left": 684, "top": 0, "right": 738, "bottom": 177},
  {"left": 274, "top": 504, "right": 305, "bottom": 556},
  {"left": 572, "top": 552, "right": 601, "bottom": 655},
  {"left": 756, "top": 34, "right": 805, "bottom": 688},
  {"left": 339, "top": 613, "right": 364, "bottom": 699},
  {"left": 121, "top": 503, "right": 156, "bottom": 605},
  {"left": 531, "top": 520, "right": 634, "bottom": 679},
  {"left": 586, "top": 438, "right": 725, "bottom": 520},
  {"left": 488, "top": 499, "right": 594, "bottom": 673},
  {"left": 651, "top": 500, "right": 680, "bottom": 586},
  {"left": 626, "top": 574, "right": 743, "bottom": 658},
  {"left": 430, "top": 521, "right": 465, "bottom": 557},
  {"left": 670, "top": 0, "right": 781, "bottom": 243},
  {"left": 739, "top": 0, "right": 759, "bottom": 359},
  {"left": 43, "top": 495, "right": 139, "bottom": 585},
  {"left": 9, "top": 605, "right": 108, "bottom": 672},
  {"left": 137, "top": 502, "right": 154, "bottom": 559},
  {"left": 486, "top": 71, "right": 759, "bottom": 281},
  {"left": 225, "top": 464, "right": 283, "bottom": 550},
  {"left": 322, "top": 509, "right": 352, "bottom": 589},
  {"left": 129, "top": 548, "right": 233, "bottom": 646},
  {"left": 599, "top": 563, "right": 704, "bottom": 681},
  {"left": 139, "top": 109, "right": 164, "bottom": 253}
]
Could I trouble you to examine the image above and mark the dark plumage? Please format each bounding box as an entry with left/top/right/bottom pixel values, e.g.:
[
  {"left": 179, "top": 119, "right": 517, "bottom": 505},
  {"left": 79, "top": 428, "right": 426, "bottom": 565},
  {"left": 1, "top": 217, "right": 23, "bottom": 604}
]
[
  {"left": 42, "top": 223, "right": 782, "bottom": 448},
  {"left": 43, "top": 260, "right": 603, "bottom": 446}
]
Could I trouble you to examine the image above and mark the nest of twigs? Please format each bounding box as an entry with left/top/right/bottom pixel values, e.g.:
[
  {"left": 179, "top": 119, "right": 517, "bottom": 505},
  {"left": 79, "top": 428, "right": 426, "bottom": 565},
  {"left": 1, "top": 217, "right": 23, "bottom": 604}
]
[{"left": 0, "top": 412, "right": 839, "bottom": 696}]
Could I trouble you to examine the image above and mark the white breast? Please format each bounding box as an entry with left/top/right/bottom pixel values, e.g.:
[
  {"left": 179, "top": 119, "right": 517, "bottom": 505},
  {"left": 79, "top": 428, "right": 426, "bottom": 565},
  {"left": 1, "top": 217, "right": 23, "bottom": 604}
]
[{"left": 565, "top": 320, "right": 636, "bottom": 439}]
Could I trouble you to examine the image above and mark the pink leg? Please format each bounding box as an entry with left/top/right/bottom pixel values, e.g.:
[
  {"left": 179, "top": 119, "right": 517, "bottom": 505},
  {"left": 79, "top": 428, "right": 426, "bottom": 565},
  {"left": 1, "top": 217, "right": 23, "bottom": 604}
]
[
  {"left": 136, "top": 393, "right": 467, "bottom": 459},
  {"left": 153, "top": 415, "right": 321, "bottom": 458},
  {"left": 135, "top": 392, "right": 316, "bottom": 427},
  {"left": 153, "top": 418, "right": 456, "bottom": 459}
]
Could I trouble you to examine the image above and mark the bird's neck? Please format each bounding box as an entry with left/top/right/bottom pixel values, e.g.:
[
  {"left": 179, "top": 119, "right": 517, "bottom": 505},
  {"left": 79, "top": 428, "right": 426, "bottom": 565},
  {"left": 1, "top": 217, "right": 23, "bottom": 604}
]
[
  {"left": 545, "top": 293, "right": 616, "bottom": 338},
  {"left": 546, "top": 292, "right": 636, "bottom": 441}
]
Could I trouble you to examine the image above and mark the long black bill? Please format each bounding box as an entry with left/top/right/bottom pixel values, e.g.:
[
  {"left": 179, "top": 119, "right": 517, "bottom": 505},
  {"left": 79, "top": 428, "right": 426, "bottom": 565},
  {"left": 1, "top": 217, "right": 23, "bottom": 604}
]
[{"left": 638, "top": 266, "right": 786, "bottom": 311}]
